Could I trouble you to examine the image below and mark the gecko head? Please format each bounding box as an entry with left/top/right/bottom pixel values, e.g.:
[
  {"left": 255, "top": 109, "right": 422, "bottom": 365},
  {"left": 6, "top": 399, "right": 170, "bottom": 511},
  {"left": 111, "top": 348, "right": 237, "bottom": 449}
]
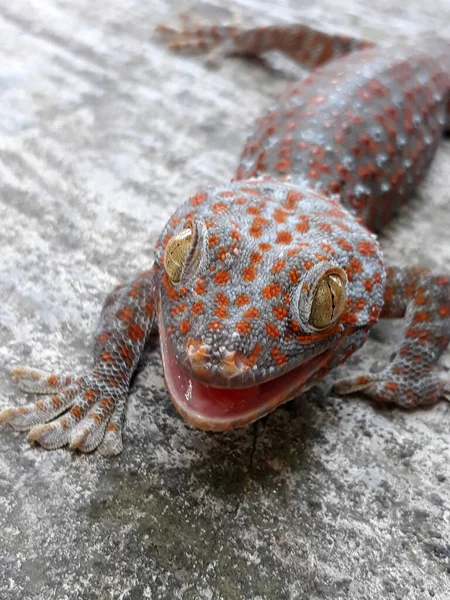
[{"left": 157, "top": 181, "right": 385, "bottom": 430}]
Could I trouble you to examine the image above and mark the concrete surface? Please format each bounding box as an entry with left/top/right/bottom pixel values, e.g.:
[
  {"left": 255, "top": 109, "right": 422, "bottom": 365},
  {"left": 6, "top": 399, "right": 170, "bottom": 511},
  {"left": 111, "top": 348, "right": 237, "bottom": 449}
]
[{"left": 0, "top": 1, "right": 450, "bottom": 599}]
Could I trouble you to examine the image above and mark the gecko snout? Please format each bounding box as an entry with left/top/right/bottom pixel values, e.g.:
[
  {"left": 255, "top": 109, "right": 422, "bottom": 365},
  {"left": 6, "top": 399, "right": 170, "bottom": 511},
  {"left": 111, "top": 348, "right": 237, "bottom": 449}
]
[{"left": 185, "top": 339, "right": 251, "bottom": 386}]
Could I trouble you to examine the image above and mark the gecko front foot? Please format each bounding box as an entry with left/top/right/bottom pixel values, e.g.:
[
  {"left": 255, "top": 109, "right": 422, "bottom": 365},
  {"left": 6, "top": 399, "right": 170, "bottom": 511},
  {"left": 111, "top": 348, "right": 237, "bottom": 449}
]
[
  {"left": 0, "top": 366, "right": 127, "bottom": 456},
  {"left": 334, "top": 367, "right": 450, "bottom": 408}
]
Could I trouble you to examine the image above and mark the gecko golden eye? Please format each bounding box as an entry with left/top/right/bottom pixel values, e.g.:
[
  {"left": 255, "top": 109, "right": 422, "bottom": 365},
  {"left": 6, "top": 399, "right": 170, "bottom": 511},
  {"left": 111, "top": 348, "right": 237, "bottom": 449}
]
[
  {"left": 164, "top": 224, "right": 193, "bottom": 284},
  {"left": 309, "top": 270, "right": 347, "bottom": 330}
]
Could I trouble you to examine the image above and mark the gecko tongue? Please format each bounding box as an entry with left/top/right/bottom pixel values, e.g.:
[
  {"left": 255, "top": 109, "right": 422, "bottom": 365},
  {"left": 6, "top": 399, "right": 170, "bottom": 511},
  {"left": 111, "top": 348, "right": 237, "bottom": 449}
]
[{"left": 159, "top": 316, "right": 333, "bottom": 431}]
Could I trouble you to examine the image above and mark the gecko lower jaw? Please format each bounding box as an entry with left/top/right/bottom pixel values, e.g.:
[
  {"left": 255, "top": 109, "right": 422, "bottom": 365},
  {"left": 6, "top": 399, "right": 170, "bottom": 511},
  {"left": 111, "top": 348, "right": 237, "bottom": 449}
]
[{"left": 159, "top": 314, "right": 333, "bottom": 431}]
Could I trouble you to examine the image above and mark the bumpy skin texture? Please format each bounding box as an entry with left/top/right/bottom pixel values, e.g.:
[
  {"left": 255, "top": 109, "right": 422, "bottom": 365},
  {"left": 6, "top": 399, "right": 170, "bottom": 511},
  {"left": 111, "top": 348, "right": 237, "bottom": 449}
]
[{"left": 1, "top": 19, "right": 450, "bottom": 455}]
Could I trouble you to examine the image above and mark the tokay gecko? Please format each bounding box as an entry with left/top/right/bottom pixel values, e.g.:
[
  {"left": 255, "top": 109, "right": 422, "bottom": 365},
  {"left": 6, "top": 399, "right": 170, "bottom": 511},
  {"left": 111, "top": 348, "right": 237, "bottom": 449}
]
[{"left": 1, "top": 18, "right": 450, "bottom": 456}]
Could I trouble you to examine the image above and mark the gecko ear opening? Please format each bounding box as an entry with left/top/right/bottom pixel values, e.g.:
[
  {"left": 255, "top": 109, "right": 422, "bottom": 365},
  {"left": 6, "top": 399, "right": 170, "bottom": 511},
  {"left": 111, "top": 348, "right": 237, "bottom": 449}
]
[{"left": 309, "top": 270, "right": 347, "bottom": 330}]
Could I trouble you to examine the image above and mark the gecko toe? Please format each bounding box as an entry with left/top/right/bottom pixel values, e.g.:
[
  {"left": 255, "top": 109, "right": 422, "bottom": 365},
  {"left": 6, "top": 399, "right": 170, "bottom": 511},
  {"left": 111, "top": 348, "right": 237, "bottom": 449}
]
[
  {"left": 10, "top": 365, "right": 77, "bottom": 394},
  {"left": 27, "top": 422, "right": 70, "bottom": 450}
]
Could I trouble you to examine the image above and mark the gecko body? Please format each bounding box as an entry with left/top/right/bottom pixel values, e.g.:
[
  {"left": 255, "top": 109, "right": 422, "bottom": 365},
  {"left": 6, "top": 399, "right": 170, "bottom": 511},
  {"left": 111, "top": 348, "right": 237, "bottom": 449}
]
[{"left": 1, "top": 20, "right": 450, "bottom": 455}]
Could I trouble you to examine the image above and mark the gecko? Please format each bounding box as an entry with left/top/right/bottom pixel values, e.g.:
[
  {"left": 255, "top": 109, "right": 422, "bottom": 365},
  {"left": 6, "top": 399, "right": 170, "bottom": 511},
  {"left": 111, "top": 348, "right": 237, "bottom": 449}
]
[{"left": 1, "top": 18, "right": 450, "bottom": 456}]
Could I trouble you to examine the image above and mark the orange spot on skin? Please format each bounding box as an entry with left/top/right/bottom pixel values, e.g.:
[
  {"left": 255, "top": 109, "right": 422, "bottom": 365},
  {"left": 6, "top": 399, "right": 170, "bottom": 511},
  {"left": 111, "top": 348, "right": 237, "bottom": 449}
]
[
  {"left": 364, "top": 278, "right": 373, "bottom": 293},
  {"left": 439, "top": 304, "right": 450, "bottom": 318},
  {"left": 258, "top": 242, "right": 272, "bottom": 252},
  {"left": 236, "top": 321, "right": 251, "bottom": 335},
  {"left": 215, "top": 306, "right": 228, "bottom": 319},
  {"left": 274, "top": 209, "right": 289, "bottom": 223},
  {"left": 290, "top": 320, "right": 300, "bottom": 333},
  {"left": 116, "top": 306, "right": 134, "bottom": 324},
  {"left": 245, "top": 343, "right": 262, "bottom": 367},
  {"left": 241, "top": 187, "right": 261, "bottom": 196},
  {"left": 340, "top": 312, "right": 359, "bottom": 325},
  {"left": 194, "top": 278, "right": 206, "bottom": 295},
  {"left": 96, "top": 332, "right": 112, "bottom": 345},
  {"left": 100, "top": 353, "right": 114, "bottom": 364},
  {"left": 276, "top": 231, "right": 293, "bottom": 245},
  {"left": 47, "top": 375, "right": 59, "bottom": 386},
  {"left": 413, "top": 311, "right": 431, "bottom": 323},
  {"left": 127, "top": 324, "right": 145, "bottom": 340},
  {"left": 271, "top": 347, "right": 288, "bottom": 366},
  {"left": 353, "top": 299, "right": 366, "bottom": 312},
  {"left": 273, "top": 306, "right": 288, "bottom": 320},
  {"left": 289, "top": 268, "right": 300, "bottom": 284},
  {"left": 84, "top": 388, "right": 96, "bottom": 401},
  {"left": 250, "top": 252, "right": 263, "bottom": 264},
  {"left": 303, "top": 260, "right": 314, "bottom": 270},
  {"left": 120, "top": 344, "right": 134, "bottom": 367},
  {"left": 249, "top": 217, "right": 269, "bottom": 238},
  {"left": 204, "top": 220, "right": 217, "bottom": 228},
  {"left": 163, "top": 273, "right": 180, "bottom": 302},
  {"left": 190, "top": 192, "right": 207, "bottom": 206},
  {"left": 235, "top": 294, "right": 250, "bottom": 307},
  {"left": 244, "top": 307, "right": 260, "bottom": 319},
  {"left": 70, "top": 406, "right": 82, "bottom": 419},
  {"left": 107, "top": 423, "right": 119, "bottom": 432},
  {"left": 296, "top": 221, "right": 309, "bottom": 234},
  {"left": 243, "top": 266, "right": 257, "bottom": 282},
  {"left": 192, "top": 301, "right": 204, "bottom": 316},
  {"left": 385, "top": 382, "right": 399, "bottom": 391},
  {"left": 436, "top": 276, "right": 450, "bottom": 286},
  {"left": 265, "top": 322, "right": 280, "bottom": 338},
  {"left": 275, "top": 159, "right": 292, "bottom": 172},
  {"left": 215, "top": 270, "right": 230, "bottom": 286},
  {"left": 208, "top": 321, "right": 222, "bottom": 331},
  {"left": 337, "top": 238, "right": 353, "bottom": 252},
  {"left": 414, "top": 290, "right": 429, "bottom": 306},
  {"left": 231, "top": 230, "right": 241, "bottom": 242},
  {"left": 247, "top": 206, "right": 260, "bottom": 215},
  {"left": 272, "top": 260, "right": 286, "bottom": 274},
  {"left": 208, "top": 235, "right": 220, "bottom": 248},
  {"left": 217, "top": 248, "right": 228, "bottom": 262},
  {"left": 346, "top": 257, "right": 363, "bottom": 282},
  {"left": 212, "top": 202, "right": 228, "bottom": 213},
  {"left": 215, "top": 293, "right": 230, "bottom": 306},
  {"left": 262, "top": 283, "right": 282, "bottom": 300},
  {"left": 284, "top": 190, "right": 303, "bottom": 210},
  {"left": 357, "top": 241, "right": 376, "bottom": 256},
  {"left": 51, "top": 396, "right": 63, "bottom": 408},
  {"left": 145, "top": 300, "right": 155, "bottom": 318},
  {"left": 180, "top": 320, "right": 191, "bottom": 334}
]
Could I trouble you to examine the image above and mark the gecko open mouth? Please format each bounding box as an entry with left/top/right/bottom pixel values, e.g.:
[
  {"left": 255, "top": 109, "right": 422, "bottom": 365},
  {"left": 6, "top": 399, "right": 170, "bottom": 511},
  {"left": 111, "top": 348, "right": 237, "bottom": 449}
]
[{"left": 159, "top": 316, "right": 333, "bottom": 431}]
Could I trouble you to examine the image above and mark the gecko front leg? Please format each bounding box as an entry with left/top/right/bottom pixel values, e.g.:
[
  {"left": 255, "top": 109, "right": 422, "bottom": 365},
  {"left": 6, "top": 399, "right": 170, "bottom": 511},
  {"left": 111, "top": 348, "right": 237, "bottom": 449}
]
[
  {"left": 334, "top": 267, "right": 450, "bottom": 407},
  {"left": 0, "top": 271, "right": 156, "bottom": 456}
]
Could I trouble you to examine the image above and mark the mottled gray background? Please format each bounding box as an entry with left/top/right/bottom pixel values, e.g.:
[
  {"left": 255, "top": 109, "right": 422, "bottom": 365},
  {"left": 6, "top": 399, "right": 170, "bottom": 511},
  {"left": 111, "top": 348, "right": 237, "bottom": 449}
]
[{"left": 1, "top": 1, "right": 450, "bottom": 599}]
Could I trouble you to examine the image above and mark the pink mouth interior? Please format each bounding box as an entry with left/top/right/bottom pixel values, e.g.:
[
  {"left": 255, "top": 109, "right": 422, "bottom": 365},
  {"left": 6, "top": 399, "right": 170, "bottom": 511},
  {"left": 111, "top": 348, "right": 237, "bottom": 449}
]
[{"left": 159, "top": 317, "right": 333, "bottom": 431}]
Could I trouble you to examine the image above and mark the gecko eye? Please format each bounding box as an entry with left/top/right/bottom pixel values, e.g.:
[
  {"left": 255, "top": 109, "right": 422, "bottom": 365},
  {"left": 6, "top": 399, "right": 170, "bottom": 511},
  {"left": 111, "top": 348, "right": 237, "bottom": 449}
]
[
  {"left": 164, "top": 223, "right": 194, "bottom": 284},
  {"left": 309, "top": 269, "right": 347, "bottom": 330}
]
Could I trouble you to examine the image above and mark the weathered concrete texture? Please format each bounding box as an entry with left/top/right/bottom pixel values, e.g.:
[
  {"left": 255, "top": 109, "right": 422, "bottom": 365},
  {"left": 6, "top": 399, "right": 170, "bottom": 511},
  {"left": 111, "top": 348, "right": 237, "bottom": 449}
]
[{"left": 0, "top": 1, "right": 450, "bottom": 598}]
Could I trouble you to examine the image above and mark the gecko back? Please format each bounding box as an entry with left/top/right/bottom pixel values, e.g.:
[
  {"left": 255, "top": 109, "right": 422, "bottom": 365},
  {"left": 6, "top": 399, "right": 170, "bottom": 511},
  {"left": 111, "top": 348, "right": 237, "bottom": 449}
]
[{"left": 236, "top": 41, "right": 450, "bottom": 232}]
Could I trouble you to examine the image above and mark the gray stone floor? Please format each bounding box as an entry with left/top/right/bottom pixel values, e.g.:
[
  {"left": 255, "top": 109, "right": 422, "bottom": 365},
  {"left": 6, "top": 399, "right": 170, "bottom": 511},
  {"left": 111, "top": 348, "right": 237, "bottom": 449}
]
[{"left": 1, "top": 1, "right": 450, "bottom": 598}]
